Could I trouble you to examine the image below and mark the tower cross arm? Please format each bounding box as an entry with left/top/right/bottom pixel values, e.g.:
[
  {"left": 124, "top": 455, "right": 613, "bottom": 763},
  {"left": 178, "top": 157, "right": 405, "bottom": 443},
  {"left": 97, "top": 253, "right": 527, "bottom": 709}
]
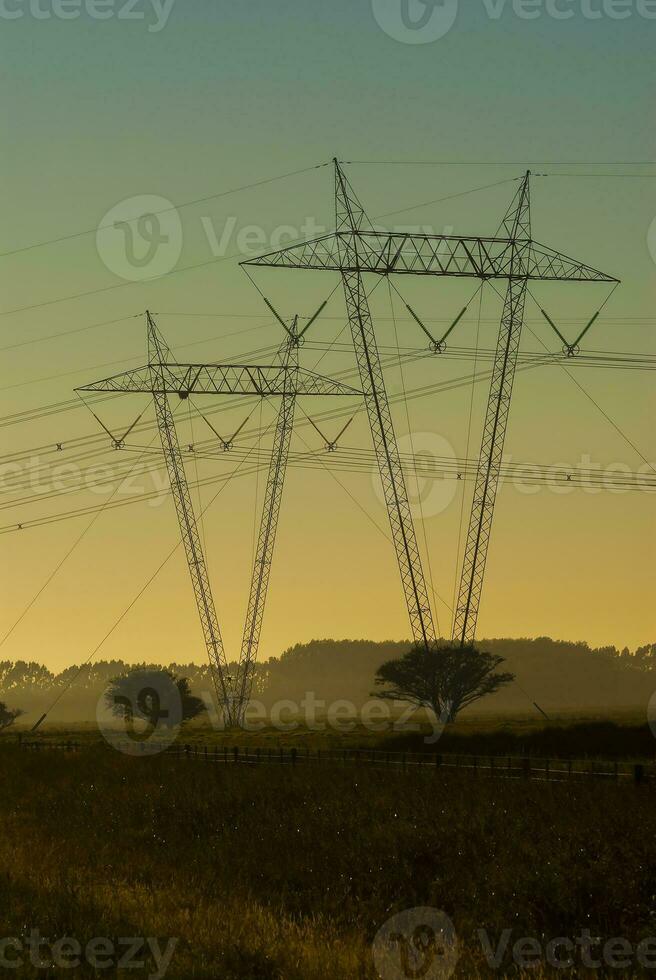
[
  {"left": 242, "top": 231, "right": 618, "bottom": 282},
  {"left": 76, "top": 363, "right": 362, "bottom": 397}
]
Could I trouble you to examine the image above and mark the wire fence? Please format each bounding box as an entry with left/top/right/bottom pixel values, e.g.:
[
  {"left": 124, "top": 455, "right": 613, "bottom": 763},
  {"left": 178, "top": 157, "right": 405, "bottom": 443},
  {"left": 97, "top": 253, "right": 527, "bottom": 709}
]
[{"left": 17, "top": 739, "right": 654, "bottom": 785}]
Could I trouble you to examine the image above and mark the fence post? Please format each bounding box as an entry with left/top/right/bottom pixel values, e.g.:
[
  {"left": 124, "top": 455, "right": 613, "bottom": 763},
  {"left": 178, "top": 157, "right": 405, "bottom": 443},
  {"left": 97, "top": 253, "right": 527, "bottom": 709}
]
[
  {"left": 204, "top": 746, "right": 208, "bottom": 762},
  {"left": 291, "top": 748, "right": 297, "bottom": 768},
  {"left": 280, "top": 747, "right": 284, "bottom": 766},
  {"left": 634, "top": 764, "right": 645, "bottom": 785},
  {"left": 545, "top": 759, "right": 550, "bottom": 781},
  {"left": 522, "top": 758, "right": 531, "bottom": 780},
  {"left": 435, "top": 753, "right": 442, "bottom": 770},
  {"left": 223, "top": 746, "right": 228, "bottom": 766},
  {"left": 233, "top": 746, "right": 239, "bottom": 765}
]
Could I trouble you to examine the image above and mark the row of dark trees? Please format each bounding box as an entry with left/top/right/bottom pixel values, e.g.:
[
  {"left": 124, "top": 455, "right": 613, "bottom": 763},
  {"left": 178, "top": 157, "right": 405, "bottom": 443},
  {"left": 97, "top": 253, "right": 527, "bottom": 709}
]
[
  {"left": 2, "top": 637, "right": 653, "bottom": 732},
  {"left": 26, "top": 643, "right": 515, "bottom": 732},
  {"left": 1, "top": 640, "right": 653, "bottom": 697}
]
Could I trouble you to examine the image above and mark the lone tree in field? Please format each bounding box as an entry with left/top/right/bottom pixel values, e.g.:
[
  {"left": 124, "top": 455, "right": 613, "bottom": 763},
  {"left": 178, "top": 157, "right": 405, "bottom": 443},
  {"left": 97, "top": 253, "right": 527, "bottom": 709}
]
[
  {"left": 373, "top": 642, "right": 514, "bottom": 723},
  {"left": 105, "top": 668, "right": 205, "bottom": 731},
  {"left": 0, "top": 701, "right": 24, "bottom": 731}
]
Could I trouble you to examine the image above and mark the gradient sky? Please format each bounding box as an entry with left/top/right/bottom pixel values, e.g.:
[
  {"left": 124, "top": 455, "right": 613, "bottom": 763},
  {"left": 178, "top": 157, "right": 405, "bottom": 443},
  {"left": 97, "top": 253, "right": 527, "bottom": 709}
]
[{"left": 1, "top": 0, "right": 654, "bottom": 674}]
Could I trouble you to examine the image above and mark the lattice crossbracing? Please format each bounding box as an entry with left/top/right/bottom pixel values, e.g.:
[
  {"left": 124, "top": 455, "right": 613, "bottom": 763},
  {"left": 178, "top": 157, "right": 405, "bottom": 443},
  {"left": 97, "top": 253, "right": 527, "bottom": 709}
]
[
  {"left": 233, "top": 327, "right": 299, "bottom": 720},
  {"left": 242, "top": 161, "right": 619, "bottom": 652},
  {"left": 452, "top": 176, "right": 532, "bottom": 644},
  {"left": 147, "top": 313, "right": 234, "bottom": 721},
  {"left": 78, "top": 309, "right": 355, "bottom": 723},
  {"left": 335, "top": 162, "right": 436, "bottom": 649}
]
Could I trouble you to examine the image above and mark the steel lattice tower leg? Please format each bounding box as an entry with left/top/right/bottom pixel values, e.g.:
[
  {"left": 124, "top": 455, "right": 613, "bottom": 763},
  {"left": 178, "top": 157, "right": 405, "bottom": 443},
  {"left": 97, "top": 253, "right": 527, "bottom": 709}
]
[
  {"left": 147, "top": 313, "right": 235, "bottom": 723},
  {"left": 233, "top": 331, "right": 298, "bottom": 720},
  {"left": 334, "top": 161, "right": 436, "bottom": 649},
  {"left": 453, "top": 175, "right": 532, "bottom": 646}
]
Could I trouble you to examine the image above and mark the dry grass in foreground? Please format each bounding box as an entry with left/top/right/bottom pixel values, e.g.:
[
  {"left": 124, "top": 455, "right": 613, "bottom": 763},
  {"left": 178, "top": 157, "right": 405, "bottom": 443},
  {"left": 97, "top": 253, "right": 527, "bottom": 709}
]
[{"left": 2, "top": 744, "right": 655, "bottom": 978}]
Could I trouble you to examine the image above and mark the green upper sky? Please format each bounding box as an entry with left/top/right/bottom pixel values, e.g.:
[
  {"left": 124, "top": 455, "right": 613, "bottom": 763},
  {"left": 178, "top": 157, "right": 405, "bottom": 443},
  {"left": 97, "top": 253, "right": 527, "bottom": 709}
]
[{"left": 0, "top": 0, "right": 654, "bottom": 671}]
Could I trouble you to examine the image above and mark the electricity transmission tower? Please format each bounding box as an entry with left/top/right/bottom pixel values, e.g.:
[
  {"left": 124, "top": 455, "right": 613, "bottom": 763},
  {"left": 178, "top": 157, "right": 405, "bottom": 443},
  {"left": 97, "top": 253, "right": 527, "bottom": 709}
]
[
  {"left": 450, "top": 176, "right": 533, "bottom": 646},
  {"left": 233, "top": 318, "right": 299, "bottom": 720},
  {"left": 78, "top": 311, "right": 360, "bottom": 722},
  {"left": 243, "top": 160, "right": 618, "bottom": 650}
]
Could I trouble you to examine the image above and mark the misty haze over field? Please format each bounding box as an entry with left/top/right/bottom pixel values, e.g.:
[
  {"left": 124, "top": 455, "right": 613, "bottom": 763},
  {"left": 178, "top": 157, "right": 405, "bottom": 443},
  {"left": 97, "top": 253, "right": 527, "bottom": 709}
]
[{"left": 3, "top": 636, "right": 652, "bottom": 724}]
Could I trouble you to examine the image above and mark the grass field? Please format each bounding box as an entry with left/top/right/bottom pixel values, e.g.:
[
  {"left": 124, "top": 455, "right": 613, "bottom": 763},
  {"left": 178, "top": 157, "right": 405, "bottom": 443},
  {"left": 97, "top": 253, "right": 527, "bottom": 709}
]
[
  {"left": 14, "top": 710, "right": 656, "bottom": 761},
  {"left": 2, "top": 738, "right": 656, "bottom": 978}
]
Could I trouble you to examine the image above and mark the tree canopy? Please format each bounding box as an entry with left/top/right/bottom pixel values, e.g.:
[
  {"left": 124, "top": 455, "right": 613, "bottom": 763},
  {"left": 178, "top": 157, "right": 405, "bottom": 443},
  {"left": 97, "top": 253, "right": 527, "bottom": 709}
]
[
  {"left": 104, "top": 669, "right": 205, "bottom": 731},
  {"left": 0, "top": 701, "right": 24, "bottom": 731},
  {"left": 373, "top": 642, "right": 515, "bottom": 723}
]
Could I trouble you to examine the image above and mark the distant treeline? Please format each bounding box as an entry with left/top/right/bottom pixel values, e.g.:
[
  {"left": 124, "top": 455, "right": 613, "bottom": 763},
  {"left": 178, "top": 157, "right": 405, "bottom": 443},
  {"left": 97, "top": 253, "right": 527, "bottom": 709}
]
[{"left": 1, "top": 637, "right": 653, "bottom": 723}]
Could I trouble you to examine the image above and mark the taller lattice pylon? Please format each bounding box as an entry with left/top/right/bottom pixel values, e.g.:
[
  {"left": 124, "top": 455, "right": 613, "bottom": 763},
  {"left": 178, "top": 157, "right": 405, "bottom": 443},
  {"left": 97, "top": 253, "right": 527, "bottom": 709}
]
[
  {"left": 333, "top": 161, "right": 436, "bottom": 649},
  {"left": 451, "top": 174, "right": 531, "bottom": 646},
  {"left": 243, "top": 161, "right": 619, "bottom": 651}
]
